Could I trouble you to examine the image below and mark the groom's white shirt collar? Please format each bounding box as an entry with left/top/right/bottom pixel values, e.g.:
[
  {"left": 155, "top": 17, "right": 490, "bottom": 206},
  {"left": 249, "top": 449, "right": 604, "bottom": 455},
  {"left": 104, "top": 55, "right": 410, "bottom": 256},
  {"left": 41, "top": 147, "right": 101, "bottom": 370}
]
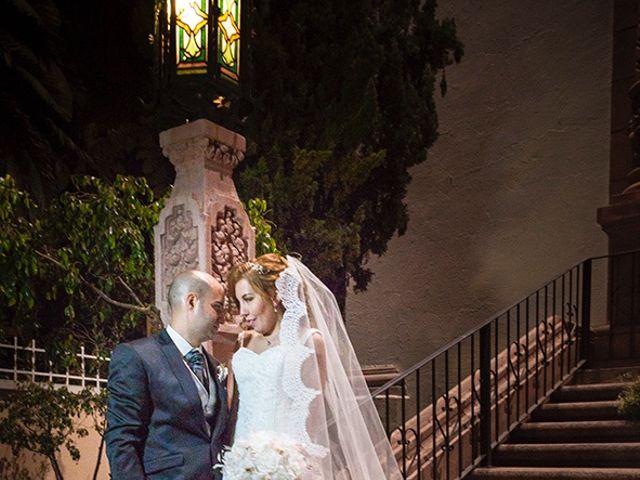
[{"left": 166, "top": 325, "right": 202, "bottom": 357}]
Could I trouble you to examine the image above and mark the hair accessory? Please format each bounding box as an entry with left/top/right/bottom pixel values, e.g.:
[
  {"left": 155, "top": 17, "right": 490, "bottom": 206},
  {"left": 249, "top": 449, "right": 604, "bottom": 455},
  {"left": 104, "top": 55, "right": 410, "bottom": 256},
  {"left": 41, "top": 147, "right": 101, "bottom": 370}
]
[
  {"left": 247, "top": 262, "right": 268, "bottom": 275},
  {"left": 248, "top": 262, "right": 268, "bottom": 275}
]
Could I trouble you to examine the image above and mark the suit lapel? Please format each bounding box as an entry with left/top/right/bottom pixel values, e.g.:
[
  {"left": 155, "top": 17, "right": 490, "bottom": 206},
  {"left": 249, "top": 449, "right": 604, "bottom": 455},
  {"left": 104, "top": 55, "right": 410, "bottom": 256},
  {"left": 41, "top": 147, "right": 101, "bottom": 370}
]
[
  {"left": 204, "top": 350, "right": 228, "bottom": 441},
  {"left": 157, "top": 329, "right": 209, "bottom": 438}
]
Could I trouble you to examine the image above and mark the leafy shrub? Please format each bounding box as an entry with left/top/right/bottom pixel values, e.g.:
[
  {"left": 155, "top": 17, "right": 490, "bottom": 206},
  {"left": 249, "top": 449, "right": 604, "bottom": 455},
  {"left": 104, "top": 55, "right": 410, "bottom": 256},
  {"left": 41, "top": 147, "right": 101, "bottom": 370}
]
[{"left": 618, "top": 378, "right": 640, "bottom": 423}]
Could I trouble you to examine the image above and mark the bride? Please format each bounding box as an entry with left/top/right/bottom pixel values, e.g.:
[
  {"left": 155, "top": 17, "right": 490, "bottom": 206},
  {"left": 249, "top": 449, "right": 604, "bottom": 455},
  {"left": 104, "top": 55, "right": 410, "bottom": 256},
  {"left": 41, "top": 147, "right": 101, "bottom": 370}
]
[{"left": 224, "top": 253, "right": 402, "bottom": 479}]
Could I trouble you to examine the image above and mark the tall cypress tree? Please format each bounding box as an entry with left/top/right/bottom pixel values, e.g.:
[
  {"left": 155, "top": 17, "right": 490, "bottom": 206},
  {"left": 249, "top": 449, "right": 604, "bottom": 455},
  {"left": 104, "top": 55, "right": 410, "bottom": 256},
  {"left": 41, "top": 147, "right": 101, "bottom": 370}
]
[{"left": 238, "top": 0, "right": 463, "bottom": 308}]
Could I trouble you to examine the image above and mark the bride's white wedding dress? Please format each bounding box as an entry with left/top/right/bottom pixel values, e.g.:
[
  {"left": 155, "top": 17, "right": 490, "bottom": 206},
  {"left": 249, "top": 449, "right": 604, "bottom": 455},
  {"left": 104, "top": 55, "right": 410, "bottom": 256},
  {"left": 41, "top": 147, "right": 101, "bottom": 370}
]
[
  {"left": 229, "top": 256, "right": 401, "bottom": 479},
  {"left": 233, "top": 330, "right": 328, "bottom": 458}
]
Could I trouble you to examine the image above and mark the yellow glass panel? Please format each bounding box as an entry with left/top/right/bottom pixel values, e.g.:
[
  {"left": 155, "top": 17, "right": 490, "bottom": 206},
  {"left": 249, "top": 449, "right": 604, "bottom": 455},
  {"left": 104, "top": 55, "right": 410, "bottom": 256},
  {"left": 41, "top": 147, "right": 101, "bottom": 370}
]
[
  {"left": 172, "top": 0, "right": 209, "bottom": 69},
  {"left": 218, "top": 12, "right": 240, "bottom": 43},
  {"left": 217, "top": 0, "right": 240, "bottom": 80},
  {"left": 184, "top": 33, "right": 200, "bottom": 58},
  {"left": 176, "top": 0, "right": 208, "bottom": 35}
]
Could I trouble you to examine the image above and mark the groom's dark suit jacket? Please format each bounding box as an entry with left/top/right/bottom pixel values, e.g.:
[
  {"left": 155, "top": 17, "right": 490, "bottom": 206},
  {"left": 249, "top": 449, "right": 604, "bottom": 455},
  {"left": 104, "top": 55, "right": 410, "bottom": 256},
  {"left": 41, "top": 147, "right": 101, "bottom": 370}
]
[{"left": 105, "top": 329, "right": 232, "bottom": 479}]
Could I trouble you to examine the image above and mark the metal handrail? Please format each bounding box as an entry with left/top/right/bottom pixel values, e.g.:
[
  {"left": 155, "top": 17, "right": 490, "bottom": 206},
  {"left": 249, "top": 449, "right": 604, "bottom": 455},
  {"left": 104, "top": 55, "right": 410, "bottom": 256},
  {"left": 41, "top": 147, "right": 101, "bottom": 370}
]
[{"left": 371, "top": 249, "right": 640, "bottom": 398}]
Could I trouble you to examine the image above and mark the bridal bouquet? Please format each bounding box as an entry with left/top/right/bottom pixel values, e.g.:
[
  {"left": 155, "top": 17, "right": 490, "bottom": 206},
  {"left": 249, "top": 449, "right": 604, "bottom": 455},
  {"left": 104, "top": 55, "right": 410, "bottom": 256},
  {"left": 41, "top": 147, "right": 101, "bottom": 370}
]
[{"left": 215, "top": 431, "right": 309, "bottom": 479}]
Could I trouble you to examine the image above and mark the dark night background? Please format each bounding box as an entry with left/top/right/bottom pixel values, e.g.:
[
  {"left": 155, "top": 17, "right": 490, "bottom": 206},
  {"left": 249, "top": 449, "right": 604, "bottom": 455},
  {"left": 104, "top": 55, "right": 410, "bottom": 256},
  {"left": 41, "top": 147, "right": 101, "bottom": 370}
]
[{"left": 0, "top": 0, "right": 463, "bottom": 308}]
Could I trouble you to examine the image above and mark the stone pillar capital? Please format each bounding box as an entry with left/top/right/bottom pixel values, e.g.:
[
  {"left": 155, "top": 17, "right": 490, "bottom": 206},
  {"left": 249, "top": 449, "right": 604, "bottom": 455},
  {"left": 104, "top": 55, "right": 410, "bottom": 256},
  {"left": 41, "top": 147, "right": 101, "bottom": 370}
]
[
  {"left": 160, "top": 119, "right": 246, "bottom": 177},
  {"left": 154, "top": 119, "right": 253, "bottom": 359}
]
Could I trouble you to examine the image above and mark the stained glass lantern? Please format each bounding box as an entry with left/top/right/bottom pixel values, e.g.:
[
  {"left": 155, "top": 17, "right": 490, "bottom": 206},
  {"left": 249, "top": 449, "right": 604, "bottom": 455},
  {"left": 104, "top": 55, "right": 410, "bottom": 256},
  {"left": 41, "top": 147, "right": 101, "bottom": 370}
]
[{"left": 162, "top": 0, "right": 243, "bottom": 87}]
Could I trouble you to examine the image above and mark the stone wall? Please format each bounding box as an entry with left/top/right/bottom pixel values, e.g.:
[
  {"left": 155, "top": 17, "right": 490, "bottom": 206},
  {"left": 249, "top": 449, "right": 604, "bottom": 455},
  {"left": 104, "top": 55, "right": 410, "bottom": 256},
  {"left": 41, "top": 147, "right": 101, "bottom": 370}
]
[{"left": 347, "top": 0, "right": 612, "bottom": 370}]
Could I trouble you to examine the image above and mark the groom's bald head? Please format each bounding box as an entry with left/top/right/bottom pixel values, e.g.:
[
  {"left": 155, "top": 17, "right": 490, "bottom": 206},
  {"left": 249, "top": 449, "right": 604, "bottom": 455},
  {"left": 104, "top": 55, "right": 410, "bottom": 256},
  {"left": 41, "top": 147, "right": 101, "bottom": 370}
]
[
  {"left": 168, "top": 271, "right": 218, "bottom": 312},
  {"left": 167, "top": 270, "right": 224, "bottom": 345}
]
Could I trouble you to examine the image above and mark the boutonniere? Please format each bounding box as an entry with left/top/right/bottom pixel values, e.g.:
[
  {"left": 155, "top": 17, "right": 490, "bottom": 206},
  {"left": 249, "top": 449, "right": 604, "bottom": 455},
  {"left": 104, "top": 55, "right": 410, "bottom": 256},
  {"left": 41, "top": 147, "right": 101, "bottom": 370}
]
[{"left": 216, "top": 363, "right": 228, "bottom": 384}]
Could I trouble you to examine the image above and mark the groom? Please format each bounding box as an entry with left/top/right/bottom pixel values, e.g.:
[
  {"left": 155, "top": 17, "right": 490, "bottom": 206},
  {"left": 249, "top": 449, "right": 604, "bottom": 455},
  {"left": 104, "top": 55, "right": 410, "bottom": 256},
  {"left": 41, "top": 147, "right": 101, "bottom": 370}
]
[{"left": 106, "top": 270, "right": 232, "bottom": 479}]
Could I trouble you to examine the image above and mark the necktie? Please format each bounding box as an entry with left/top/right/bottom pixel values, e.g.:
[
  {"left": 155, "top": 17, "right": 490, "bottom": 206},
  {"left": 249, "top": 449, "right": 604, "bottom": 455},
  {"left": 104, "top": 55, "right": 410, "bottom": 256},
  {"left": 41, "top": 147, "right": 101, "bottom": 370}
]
[{"left": 184, "top": 349, "right": 209, "bottom": 393}]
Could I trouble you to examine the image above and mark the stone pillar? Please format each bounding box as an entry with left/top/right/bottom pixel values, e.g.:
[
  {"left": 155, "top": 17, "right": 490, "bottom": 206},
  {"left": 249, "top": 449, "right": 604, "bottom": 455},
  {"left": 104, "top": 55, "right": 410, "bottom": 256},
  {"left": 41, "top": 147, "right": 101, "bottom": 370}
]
[
  {"left": 597, "top": 1, "right": 640, "bottom": 328},
  {"left": 155, "top": 119, "right": 253, "bottom": 361}
]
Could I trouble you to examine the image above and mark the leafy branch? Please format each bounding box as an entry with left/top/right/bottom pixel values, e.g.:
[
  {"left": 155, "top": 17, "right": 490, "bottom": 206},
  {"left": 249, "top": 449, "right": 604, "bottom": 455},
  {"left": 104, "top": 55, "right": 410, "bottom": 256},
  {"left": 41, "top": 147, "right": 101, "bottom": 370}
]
[
  {"left": 0, "top": 173, "right": 163, "bottom": 361},
  {"left": 33, "top": 250, "right": 160, "bottom": 321}
]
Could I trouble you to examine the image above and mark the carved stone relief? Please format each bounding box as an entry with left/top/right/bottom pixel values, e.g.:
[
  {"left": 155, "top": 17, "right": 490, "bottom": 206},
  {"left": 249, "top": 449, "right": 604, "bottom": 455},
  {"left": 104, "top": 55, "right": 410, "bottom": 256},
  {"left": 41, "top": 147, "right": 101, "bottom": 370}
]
[
  {"left": 161, "top": 204, "right": 199, "bottom": 299},
  {"left": 205, "top": 141, "right": 245, "bottom": 173},
  {"left": 211, "top": 206, "right": 250, "bottom": 286},
  {"left": 161, "top": 137, "right": 245, "bottom": 177}
]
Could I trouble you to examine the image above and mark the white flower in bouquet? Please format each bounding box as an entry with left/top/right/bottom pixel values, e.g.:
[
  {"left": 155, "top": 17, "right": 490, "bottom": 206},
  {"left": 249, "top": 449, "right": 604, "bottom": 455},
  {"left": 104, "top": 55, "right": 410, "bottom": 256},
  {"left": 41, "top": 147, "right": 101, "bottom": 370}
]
[{"left": 216, "top": 431, "right": 310, "bottom": 479}]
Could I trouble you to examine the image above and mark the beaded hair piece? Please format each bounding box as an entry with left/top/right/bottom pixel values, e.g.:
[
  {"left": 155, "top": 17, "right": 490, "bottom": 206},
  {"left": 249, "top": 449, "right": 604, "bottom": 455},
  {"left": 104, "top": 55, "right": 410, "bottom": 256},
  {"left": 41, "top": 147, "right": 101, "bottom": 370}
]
[{"left": 247, "top": 262, "right": 268, "bottom": 275}]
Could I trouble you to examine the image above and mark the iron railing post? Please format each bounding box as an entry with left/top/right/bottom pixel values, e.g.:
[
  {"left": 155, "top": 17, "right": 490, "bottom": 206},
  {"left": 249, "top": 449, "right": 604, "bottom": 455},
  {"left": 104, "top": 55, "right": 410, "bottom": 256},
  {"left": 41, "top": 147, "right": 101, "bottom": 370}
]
[
  {"left": 580, "top": 259, "right": 592, "bottom": 363},
  {"left": 479, "top": 323, "right": 492, "bottom": 466}
]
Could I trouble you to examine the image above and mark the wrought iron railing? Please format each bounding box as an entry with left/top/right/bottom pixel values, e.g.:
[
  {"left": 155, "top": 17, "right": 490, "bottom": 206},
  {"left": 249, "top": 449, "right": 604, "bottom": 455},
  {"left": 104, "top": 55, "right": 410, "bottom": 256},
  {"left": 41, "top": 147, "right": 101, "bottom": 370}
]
[
  {"left": 0, "top": 337, "right": 108, "bottom": 391},
  {"left": 372, "top": 250, "right": 640, "bottom": 480}
]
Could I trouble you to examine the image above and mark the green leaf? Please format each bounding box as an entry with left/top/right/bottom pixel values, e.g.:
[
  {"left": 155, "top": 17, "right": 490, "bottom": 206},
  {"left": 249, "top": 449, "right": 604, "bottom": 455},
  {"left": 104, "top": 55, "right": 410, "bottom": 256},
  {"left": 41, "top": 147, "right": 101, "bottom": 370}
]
[{"left": 63, "top": 304, "right": 75, "bottom": 319}]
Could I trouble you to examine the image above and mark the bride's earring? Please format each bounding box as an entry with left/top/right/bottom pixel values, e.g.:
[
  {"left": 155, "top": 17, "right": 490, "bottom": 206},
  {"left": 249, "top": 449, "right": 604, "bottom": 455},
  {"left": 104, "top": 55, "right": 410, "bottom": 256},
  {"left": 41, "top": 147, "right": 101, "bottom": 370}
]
[{"left": 272, "top": 301, "right": 278, "bottom": 313}]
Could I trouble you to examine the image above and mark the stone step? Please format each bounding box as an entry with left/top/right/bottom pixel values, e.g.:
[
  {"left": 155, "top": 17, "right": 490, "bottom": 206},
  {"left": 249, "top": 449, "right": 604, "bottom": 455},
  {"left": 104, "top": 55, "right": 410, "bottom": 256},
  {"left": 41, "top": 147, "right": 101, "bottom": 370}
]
[
  {"left": 530, "top": 400, "right": 620, "bottom": 421},
  {"left": 570, "top": 366, "right": 640, "bottom": 385},
  {"left": 509, "top": 420, "right": 640, "bottom": 443},
  {"left": 494, "top": 442, "right": 640, "bottom": 468},
  {"left": 470, "top": 467, "right": 640, "bottom": 479},
  {"left": 588, "top": 357, "right": 640, "bottom": 370},
  {"left": 550, "top": 382, "right": 629, "bottom": 403}
]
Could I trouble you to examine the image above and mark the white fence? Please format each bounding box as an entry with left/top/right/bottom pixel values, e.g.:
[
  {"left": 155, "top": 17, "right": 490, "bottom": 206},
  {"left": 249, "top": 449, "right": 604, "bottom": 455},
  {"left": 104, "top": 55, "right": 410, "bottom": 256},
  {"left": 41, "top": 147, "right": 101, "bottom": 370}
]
[{"left": 0, "top": 337, "right": 109, "bottom": 392}]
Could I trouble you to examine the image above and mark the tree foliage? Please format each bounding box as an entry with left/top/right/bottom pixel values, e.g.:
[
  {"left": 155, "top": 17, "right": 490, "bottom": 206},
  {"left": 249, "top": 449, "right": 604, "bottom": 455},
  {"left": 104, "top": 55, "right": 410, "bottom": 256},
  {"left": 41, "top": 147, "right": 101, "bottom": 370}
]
[
  {"left": 0, "top": 383, "right": 102, "bottom": 480},
  {"left": 247, "top": 198, "right": 281, "bottom": 256},
  {"left": 0, "top": 174, "right": 163, "bottom": 356}
]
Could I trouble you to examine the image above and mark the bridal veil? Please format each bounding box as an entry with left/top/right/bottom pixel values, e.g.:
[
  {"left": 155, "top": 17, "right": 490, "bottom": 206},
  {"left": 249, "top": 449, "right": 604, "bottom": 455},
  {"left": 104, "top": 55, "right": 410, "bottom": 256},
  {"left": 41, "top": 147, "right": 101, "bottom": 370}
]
[{"left": 274, "top": 256, "right": 402, "bottom": 479}]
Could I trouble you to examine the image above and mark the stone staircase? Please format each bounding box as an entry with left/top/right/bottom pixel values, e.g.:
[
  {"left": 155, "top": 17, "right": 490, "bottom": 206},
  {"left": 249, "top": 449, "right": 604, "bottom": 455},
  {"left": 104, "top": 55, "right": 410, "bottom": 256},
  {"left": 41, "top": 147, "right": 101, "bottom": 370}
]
[{"left": 470, "top": 363, "right": 640, "bottom": 479}]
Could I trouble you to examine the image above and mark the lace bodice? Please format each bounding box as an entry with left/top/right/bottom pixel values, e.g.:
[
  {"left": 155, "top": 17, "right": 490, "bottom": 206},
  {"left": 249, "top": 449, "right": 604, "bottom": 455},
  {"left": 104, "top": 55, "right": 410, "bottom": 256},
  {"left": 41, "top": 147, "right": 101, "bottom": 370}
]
[
  {"left": 232, "top": 346, "right": 285, "bottom": 441},
  {"left": 231, "top": 329, "right": 328, "bottom": 458}
]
